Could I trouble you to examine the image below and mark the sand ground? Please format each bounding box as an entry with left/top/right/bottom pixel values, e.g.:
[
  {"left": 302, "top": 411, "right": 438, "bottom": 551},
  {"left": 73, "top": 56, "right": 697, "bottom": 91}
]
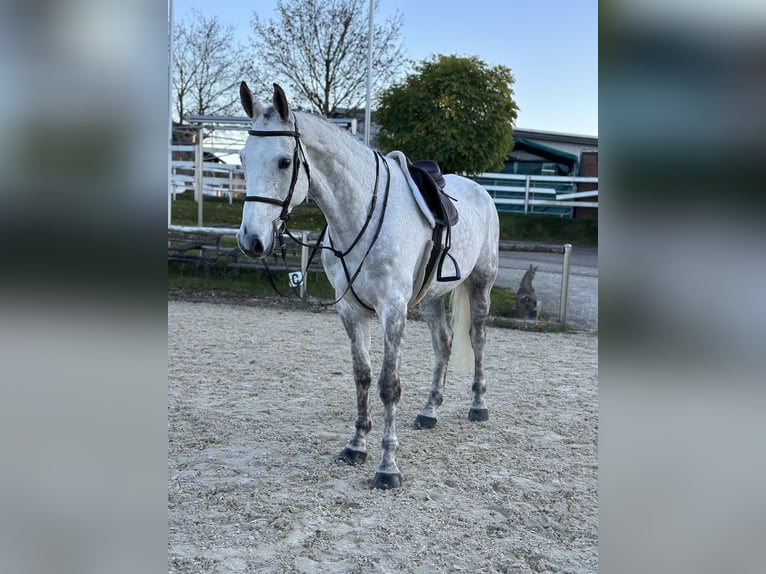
[{"left": 168, "top": 298, "right": 598, "bottom": 573}]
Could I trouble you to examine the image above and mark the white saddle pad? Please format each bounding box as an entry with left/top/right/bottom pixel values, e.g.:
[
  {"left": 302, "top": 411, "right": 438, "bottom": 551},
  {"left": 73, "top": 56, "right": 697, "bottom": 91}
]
[{"left": 386, "top": 151, "right": 436, "bottom": 229}]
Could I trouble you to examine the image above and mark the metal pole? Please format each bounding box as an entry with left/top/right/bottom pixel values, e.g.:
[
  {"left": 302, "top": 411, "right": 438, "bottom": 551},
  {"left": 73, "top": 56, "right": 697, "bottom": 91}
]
[
  {"left": 167, "top": 0, "right": 174, "bottom": 226},
  {"left": 364, "top": 0, "right": 375, "bottom": 147},
  {"left": 195, "top": 124, "right": 204, "bottom": 227},
  {"left": 524, "top": 175, "right": 530, "bottom": 214},
  {"left": 559, "top": 243, "right": 572, "bottom": 325},
  {"left": 300, "top": 231, "right": 309, "bottom": 298}
]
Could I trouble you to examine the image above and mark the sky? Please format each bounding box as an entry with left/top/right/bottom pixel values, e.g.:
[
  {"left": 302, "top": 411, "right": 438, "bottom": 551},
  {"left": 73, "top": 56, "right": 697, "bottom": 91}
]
[{"left": 172, "top": 0, "right": 598, "bottom": 136}]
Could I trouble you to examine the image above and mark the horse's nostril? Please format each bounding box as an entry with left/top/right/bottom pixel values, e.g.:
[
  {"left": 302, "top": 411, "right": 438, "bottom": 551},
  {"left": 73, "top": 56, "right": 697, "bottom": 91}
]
[{"left": 250, "top": 237, "right": 264, "bottom": 255}]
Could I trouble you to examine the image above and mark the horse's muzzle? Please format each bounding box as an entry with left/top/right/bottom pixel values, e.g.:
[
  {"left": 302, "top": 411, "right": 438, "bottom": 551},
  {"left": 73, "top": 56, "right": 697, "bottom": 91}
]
[{"left": 237, "top": 232, "right": 274, "bottom": 260}]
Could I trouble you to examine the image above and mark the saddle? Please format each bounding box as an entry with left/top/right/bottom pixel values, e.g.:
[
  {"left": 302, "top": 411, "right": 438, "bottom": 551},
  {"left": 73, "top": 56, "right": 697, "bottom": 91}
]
[
  {"left": 406, "top": 159, "right": 461, "bottom": 302},
  {"left": 407, "top": 160, "right": 458, "bottom": 226}
]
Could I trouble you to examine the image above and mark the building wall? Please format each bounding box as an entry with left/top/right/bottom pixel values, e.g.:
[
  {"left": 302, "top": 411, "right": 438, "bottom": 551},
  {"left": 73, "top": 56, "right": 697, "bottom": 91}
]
[{"left": 575, "top": 150, "right": 598, "bottom": 219}]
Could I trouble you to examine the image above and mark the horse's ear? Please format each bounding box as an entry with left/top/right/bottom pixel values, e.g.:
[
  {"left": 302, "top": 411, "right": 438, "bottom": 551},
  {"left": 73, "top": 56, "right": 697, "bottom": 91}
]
[
  {"left": 272, "top": 83, "right": 290, "bottom": 122},
  {"left": 240, "top": 81, "right": 262, "bottom": 118}
]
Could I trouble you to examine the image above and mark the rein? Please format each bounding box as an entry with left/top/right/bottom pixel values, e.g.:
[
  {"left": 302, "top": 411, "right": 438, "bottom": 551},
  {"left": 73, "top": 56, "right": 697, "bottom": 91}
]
[
  {"left": 243, "top": 118, "right": 389, "bottom": 312},
  {"left": 326, "top": 152, "right": 390, "bottom": 312}
]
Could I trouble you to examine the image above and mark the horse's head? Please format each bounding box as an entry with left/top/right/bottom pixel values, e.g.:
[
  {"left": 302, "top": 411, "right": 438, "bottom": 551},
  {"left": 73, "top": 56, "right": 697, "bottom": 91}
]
[{"left": 236, "top": 82, "right": 310, "bottom": 259}]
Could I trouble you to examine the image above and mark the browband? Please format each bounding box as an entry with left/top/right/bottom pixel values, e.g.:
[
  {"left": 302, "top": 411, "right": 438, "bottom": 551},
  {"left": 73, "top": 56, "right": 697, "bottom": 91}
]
[{"left": 247, "top": 129, "right": 300, "bottom": 138}]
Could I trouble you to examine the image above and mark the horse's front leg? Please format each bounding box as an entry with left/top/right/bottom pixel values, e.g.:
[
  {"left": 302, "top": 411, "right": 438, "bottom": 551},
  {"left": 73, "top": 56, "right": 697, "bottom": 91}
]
[
  {"left": 371, "top": 303, "right": 407, "bottom": 490},
  {"left": 335, "top": 302, "right": 373, "bottom": 466}
]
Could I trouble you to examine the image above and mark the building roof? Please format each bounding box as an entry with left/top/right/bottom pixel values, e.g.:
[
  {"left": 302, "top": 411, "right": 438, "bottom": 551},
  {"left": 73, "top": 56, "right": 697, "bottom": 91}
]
[
  {"left": 513, "top": 137, "right": 580, "bottom": 163},
  {"left": 514, "top": 128, "right": 598, "bottom": 148}
]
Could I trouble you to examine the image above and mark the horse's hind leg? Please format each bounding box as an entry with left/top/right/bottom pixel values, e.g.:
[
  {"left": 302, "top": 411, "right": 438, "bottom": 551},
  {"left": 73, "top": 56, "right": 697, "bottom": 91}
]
[
  {"left": 414, "top": 296, "right": 452, "bottom": 429},
  {"left": 335, "top": 302, "right": 373, "bottom": 466},
  {"left": 466, "top": 275, "right": 494, "bottom": 422}
]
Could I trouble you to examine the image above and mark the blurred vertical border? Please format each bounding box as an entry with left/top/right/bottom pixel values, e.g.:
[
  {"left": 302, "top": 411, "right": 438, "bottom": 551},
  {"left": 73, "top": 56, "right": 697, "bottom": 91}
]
[
  {"left": 600, "top": 0, "right": 766, "bottom": 572},
  {"left": 0, "top": 0, "right": 168, "bottom": 572}
]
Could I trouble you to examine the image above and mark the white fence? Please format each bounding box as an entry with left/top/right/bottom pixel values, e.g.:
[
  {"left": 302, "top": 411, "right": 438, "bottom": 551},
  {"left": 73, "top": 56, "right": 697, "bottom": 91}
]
[
  {"left": 170, "top": 144, "right": 245, "bottom": 203},
  {"left": 171, "top": 144, "right": 598, "bottom": 225},
  {"left": 474, "top": 172, "right": 598, "bottom": 217}
]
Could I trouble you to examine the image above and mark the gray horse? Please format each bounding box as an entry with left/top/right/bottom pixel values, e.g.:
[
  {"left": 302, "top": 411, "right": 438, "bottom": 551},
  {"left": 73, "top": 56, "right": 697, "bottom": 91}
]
[{"left": 236, "top": 83, "right": 499, "bottom": 489}]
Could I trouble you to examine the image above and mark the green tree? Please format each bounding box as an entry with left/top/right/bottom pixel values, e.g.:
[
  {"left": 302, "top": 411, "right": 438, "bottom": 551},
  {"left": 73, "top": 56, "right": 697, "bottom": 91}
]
[{"left": 376, "top": 54, "right": 518, "bottom": 175}]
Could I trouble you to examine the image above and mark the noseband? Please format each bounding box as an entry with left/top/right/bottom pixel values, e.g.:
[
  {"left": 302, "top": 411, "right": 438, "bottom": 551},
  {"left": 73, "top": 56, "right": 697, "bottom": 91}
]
[{"left": 244, "top": 116, "right": 311, "bottom": 234}]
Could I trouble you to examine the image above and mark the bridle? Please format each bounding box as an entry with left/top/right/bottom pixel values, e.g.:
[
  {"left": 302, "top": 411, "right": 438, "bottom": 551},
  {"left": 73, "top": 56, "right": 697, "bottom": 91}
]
[
  {"left": 243, "top": 115, "right": 311, "bottom": 235},
  {"left": 242, "top": 114, "right": 390, "bottom": 312}
]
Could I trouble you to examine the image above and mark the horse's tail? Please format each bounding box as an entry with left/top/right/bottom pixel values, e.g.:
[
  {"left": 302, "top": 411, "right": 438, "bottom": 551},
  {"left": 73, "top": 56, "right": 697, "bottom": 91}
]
[{"left": 450, "top": 283, "right": 474, "bottom": 375}]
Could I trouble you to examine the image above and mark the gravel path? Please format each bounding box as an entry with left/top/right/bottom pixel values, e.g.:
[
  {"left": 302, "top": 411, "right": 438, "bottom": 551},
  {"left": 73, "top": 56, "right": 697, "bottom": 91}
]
[{"left": 168, "top": 298, "right": 598, "bottom": 573}]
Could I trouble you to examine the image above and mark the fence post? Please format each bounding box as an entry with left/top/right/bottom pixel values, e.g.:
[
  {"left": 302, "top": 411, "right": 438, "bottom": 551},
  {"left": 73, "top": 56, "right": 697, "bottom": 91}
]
[
  {"left": 195, "top": 125, "right": 204, "bottom": 227},
  {"left": 299, "top": 231, "right": 309, "bottom": 298},
  {"left": 524, "top": 175, "right": 530, "bottom": 214},
  {"left": 559, "top": 243, "right": 572, "bottom": 325}
]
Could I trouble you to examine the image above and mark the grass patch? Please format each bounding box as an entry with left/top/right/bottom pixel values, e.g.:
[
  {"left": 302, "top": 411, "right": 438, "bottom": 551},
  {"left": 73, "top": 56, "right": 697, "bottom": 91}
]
[
  {"left": 488, "top": 286, "right": 516, "bottom": 316},
  {"left": 169, "top": 260, "right": 336, "bottom": 299},
  {"left": 497, "top": 212, "right": 597, "bottom": 245},
  {"left": 170, "top": 193, "right": 326, "bottom": 231},
  {"left": 171, "top": 193, "right": 597, "bottom": 244},
  {"left": 170, "top": 262, "right": 525, "bottom": 319}
]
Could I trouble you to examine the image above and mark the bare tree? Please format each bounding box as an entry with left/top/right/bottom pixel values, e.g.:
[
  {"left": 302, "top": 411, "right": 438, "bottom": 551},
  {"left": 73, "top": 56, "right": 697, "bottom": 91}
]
[
  {"left": 172, "top": 11, "right": 253, "bottom": 123},
  {"left": 249, "top": 0, "right": 405, "bottom": 116}
]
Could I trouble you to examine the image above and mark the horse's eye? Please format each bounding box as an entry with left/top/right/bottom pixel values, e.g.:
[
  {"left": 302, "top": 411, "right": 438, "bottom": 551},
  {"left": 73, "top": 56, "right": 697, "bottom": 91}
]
[{"left": 278, "top": 157, "right": 292, "bottom": 169}]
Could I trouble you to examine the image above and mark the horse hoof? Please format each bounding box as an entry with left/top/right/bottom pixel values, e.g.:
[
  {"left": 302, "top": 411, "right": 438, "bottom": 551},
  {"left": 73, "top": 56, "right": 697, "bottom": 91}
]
[
  {"left": 371, "top": 472, "right": 401, "bottom": 490},
  {"left": 335, "top": 447, "right": 367, "bottom": 466},
  {"left": 414, "top": 414, "right": 437, "bottom": 429},
  {"left": 468, "top": 407, "right": 489, "bottom": 422}
]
